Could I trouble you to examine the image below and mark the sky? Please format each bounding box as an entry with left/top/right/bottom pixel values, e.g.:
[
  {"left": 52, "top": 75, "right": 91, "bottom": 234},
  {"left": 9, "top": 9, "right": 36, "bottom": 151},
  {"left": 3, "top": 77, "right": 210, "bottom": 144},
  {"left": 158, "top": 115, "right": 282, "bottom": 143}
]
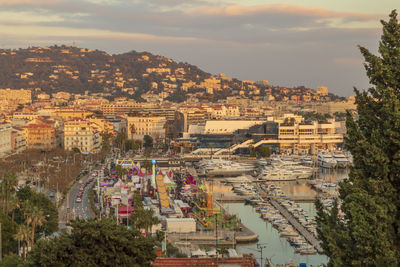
[{"left": 0, "top": 0, "right": 398, "bottom": 96}]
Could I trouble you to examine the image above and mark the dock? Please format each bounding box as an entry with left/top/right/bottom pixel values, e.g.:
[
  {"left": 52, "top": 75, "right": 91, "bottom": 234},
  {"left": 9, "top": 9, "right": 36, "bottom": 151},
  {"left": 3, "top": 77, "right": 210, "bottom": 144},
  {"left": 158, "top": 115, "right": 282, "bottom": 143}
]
[{"left": 268, "top": 198, "right": 323, "bottom": 253}]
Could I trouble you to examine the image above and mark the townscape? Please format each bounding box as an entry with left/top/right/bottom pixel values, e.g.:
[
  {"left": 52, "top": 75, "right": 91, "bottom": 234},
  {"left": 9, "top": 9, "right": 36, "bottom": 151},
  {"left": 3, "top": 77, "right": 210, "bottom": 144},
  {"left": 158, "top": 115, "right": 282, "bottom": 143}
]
[{"left": 0, "top": 5, "right": 399, "bottom": 267}]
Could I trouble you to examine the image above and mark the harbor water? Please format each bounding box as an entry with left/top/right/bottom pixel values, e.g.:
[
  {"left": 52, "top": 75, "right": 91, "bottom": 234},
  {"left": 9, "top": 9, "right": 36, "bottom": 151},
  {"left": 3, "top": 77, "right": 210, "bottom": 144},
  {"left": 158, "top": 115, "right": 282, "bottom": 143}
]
[
  {"left": 218, "top": 168, "right": 349, "bottom": 266},
  {"left": 223, "top": 202, "right": 328, "bottom": 266}
]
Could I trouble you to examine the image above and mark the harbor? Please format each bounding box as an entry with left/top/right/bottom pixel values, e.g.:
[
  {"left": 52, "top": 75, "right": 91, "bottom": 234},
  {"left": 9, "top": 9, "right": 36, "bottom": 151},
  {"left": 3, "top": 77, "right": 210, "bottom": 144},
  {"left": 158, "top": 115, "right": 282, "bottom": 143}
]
[{"left": 194, "top": 155, "right": 349, "bottom": 266}]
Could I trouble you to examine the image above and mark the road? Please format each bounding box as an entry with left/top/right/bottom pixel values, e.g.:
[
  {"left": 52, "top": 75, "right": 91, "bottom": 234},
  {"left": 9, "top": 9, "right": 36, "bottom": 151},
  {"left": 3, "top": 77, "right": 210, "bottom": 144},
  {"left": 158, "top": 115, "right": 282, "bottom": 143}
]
[{"left": 58, "top": 168, "right": 97, "bottom": 229}]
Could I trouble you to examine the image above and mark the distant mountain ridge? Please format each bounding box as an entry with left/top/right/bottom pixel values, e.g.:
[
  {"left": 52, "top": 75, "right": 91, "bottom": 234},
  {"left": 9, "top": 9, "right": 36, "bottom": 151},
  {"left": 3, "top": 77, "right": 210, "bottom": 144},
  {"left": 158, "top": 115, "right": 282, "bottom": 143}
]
[
  {"left": 0, "top": 45, "right": 343, "bottom": 102},
  {"left": 0, "top": 45, "right": 211, "bottom": 100}
]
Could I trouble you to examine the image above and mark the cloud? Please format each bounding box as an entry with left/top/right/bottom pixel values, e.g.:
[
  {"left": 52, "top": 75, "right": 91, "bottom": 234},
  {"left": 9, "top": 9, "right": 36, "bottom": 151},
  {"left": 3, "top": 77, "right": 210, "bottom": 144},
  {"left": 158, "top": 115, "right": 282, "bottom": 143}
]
[
  {"left": 187, "top": 4, "right": 382, "bottom": 20},
  {"left": 0, "top": 0, "right": 387, "bottom": 96}
]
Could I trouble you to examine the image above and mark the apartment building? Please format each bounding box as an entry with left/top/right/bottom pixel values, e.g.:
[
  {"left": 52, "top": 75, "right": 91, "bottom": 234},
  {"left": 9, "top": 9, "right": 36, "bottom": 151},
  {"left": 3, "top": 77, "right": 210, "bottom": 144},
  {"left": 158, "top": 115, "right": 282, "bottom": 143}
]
[
  {"left": 87, "top": 117, "right": 114, "bottom": 134},
  {"left": 0, "top": 89, "right": 32, "bottom": 104},
  {"left": 22, "top": 124, "right": 56, "bottom": 150},
  {"left": 51, "top": 109, "right": 93, "bottom": 121},
  {"left": 101, "top": 101, "right": 140, "bottom": 117},
  {"left": 275, "top": 114, "right": 343, "bottom": 154},
  {"left": 63, "top": 119, "right": 101, "bottom": 153},
  {"left": 11, "top": 127, "right": 26, "bottom": 153},
  {"left": 126, "top": 115, "right": 166, "bottom": 140},
  {"left": 0, "top": 122, "right": 12, "bottom": 157}
]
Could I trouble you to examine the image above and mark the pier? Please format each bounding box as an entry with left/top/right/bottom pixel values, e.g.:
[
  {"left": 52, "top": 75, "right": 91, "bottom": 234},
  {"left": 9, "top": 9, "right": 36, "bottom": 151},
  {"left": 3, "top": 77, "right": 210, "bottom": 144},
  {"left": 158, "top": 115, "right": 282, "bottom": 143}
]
[{"left": 268, "top": 198, "right": 323, "bottom": 253}]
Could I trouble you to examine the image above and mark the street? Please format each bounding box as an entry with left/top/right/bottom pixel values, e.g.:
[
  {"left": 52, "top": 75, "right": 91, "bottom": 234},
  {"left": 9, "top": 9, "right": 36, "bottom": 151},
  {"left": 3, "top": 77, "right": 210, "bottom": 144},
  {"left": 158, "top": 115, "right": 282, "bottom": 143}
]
[{"left": 58, "top": 166, "right": 97, "bottom": 229}]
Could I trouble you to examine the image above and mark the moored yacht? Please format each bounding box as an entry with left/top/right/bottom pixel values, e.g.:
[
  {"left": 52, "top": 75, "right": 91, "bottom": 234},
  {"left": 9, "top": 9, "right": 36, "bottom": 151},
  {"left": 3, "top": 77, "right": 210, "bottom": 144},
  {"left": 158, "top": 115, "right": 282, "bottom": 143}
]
[{"left": 318, "top": 153, "right": 337, "bottom": 168}]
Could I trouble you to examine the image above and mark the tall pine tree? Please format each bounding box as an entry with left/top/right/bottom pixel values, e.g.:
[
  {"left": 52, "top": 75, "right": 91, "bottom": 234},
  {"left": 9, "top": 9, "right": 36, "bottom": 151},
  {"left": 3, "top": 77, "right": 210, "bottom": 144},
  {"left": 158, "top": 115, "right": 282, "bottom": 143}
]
[{"left": 316, "top": 10, "right": 400, "bottom": 267}]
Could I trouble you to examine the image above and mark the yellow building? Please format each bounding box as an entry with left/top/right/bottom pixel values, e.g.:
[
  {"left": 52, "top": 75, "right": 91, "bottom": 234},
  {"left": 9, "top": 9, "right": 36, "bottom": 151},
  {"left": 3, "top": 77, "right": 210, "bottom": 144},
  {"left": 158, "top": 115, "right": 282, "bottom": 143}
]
[
  {"left": 63, "top": 119, "right": 101, "bottom": 153},
  {"left": 275, "top": 114, "right": 343, "bottom": 154},
  {"left": 0, "top": 89, "right": 32, "bottom": 104},
  {"left": 199, "top": 77, "right": 221, "bottom": 91},
  {"left": 101, "top": 101, "right": 139, "bottom": 116},
  {"left": 51, "top": 109, "right": 93, "bottom": 121},
  {"left": 317, "top": 86, "right": 329, "bottom": 96},
  {"left": 22, "top": 123, "right": 56, "bottom": 150},
  {"left": 87, "top": 117, "right": 115, "bottom": 135}
]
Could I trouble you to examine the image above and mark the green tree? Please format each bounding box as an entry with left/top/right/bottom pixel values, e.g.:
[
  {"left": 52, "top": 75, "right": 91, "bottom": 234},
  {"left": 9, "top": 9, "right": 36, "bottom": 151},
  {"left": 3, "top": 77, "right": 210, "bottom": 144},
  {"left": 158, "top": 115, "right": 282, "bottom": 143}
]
[
  {"left": 124, "top": 139, "right": 134, "bottom": 151},
  {"left": 115, "top": 165, "right": 128, "bottom": 179},
  {"left": 0, "top": 253, "right": 26, "bottom": 267},
  {"left": 16, "top": 187, "right": 58, "bottom": 237},
  {"left": 27, "top": 218, "right": 157, "bottom": 267},
  {"left": 132, "top": 139, "right": 143, "bottom": 151},
  {"left": 143, "top": 135, "right": 153, "bottom": 150},
  {"left": 114, "top": 129, "right": 128, "bottom": 152},
  {"left": 14, "top": 224, "right": 31, "bottom": 259},
  {"left": 129, "top": 123, "right": 136, "bottom": 137},
  {"left": 100, "top": 132, "right": 112, "bottom": 153},
  {"left": 142, "top": 159, "right": 152, "bottom": 173},
  {"left": 316, "top": 10, "right": 400, "bottom": 266},
  {"left": 129, "top": 192, "right": 160, "bottom": 236},
  {"left": 0, "top": 211, "right": 18, "bottom": 255},
  {"left": 0, "top": 171, "right": 18, "bottom": 214},
  {"left": 257, "top": 146, "right": 272, "bottom": 158},
  {"left": 25, "top": 205, "right": 46, "bottom": 249}
]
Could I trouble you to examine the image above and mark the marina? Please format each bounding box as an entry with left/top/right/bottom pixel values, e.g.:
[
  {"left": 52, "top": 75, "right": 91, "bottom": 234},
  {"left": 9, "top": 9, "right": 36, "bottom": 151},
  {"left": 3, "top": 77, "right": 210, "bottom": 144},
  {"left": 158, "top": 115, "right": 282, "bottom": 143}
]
[{"left": 196, "top": 156, "right": 349, "bottom": 266}]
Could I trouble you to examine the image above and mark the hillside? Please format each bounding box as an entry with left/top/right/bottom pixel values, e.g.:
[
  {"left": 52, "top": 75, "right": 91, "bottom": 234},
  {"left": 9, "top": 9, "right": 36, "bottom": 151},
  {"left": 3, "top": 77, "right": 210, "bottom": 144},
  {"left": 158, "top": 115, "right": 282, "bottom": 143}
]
[
  {"left": 0, "top": 45, "right": 211, "bottom": 101},
  {"left": 0, "top": 45, "right": 343, "bottom": 102}
]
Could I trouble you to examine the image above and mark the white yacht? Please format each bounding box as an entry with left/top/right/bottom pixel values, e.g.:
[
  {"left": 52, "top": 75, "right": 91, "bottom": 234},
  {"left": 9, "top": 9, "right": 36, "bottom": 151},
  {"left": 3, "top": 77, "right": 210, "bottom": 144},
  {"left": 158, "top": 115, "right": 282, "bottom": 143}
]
[
  {"left": 301, "top": 157, "right": 313, "bottom": 166},
  {"left": 332, "top": 152, "right": 350, "bottom": 168},
  {"left": 318, "top": 153, "right": 337, "bottom": 168},
  {"left": 196, "top": 159, "right": 255, "bottom": 177}
]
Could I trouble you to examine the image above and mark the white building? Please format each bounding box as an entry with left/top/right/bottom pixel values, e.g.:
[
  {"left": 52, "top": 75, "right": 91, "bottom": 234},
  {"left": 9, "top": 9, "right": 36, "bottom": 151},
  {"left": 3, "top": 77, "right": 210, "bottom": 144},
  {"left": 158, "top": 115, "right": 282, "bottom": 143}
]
[
  {"left": 126, "top": 115, "right": 166, "bottom": 140},
  {"left": 0, "top": 122, "right": 12, "bottom": 157},
  {"left": 63, "top": 119, "right": 101, "bottom": 153},
  {"left": 204, "top": 120, "right": 264, "bottom": 134},
  {"left": 274, "top": 114, "right": 343, "bottom": 154}
]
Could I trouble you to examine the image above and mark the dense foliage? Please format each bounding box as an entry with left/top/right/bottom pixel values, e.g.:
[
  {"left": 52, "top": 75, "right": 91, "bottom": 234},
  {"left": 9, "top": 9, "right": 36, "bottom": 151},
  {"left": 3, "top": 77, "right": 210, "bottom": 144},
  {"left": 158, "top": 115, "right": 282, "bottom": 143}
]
[
  {"left": 0, "top": 174, "right": 58, "bottom": 259},
  {"left": 316, "top": 10, "right": 400, "bottom": 266},
  {"left": 28, "top": 218, "right": 157, "bottom": 267}
]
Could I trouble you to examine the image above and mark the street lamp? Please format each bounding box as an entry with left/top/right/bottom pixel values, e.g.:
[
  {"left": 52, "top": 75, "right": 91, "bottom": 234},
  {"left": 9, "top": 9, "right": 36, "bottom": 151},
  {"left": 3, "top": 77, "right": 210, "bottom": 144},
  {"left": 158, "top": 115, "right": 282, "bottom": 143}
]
[{"left": 257, "top": 243, "right": 267, "bottom": 267}]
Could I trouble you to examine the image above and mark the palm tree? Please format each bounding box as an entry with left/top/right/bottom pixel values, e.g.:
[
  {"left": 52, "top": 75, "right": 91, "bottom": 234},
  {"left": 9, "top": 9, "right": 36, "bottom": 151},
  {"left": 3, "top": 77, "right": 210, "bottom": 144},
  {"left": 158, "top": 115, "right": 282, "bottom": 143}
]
[
  {"left": 143, "top": 209, "right": 160, "bottom": 235},
  {"left": 0, "top": 172, "right": 18, "bottom": 214},
  {"left": 15, "top": 224, "right": 31, "bottom": 259},
  {"left": 25, "top": 206, "right": 46, "bottom": 248},
  {"left": 129, "top": 123, "right": 136, "bottom": 139},
  {"left": 8, "top": 194, "right": 20, "bottom": 222}
]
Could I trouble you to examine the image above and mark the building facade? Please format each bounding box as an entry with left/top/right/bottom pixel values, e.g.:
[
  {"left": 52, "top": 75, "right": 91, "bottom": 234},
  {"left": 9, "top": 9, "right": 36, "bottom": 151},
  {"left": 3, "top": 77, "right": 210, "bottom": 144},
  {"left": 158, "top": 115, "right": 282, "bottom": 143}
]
[
  {"left": 126, "top": 115, "right": 166, "bottom": 140},
  {"left": 11, "top": 127, "right": 26, "bottom": 153},
  {"left": 22, "top": 124, "right": 56, "bottom": 150},
  {"left": 0, "top": 122, "right": 12, "bottom": 157},
  {"left": 63, "top": 119, "right": 101, "bottom": 153}
]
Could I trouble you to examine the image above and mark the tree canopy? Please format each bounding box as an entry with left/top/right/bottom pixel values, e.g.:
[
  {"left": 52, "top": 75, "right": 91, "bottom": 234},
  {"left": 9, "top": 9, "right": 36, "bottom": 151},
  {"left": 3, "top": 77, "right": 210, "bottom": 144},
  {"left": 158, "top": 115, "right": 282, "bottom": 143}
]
[
  {"left": 28, "top": 218, "right": 157, "bottom": 267},
  {"left": 143, "top": 135, "right": 153, "bottom": 150},
  {"left": 316, "top": 10, "right": 400, "bottom": 266}
]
